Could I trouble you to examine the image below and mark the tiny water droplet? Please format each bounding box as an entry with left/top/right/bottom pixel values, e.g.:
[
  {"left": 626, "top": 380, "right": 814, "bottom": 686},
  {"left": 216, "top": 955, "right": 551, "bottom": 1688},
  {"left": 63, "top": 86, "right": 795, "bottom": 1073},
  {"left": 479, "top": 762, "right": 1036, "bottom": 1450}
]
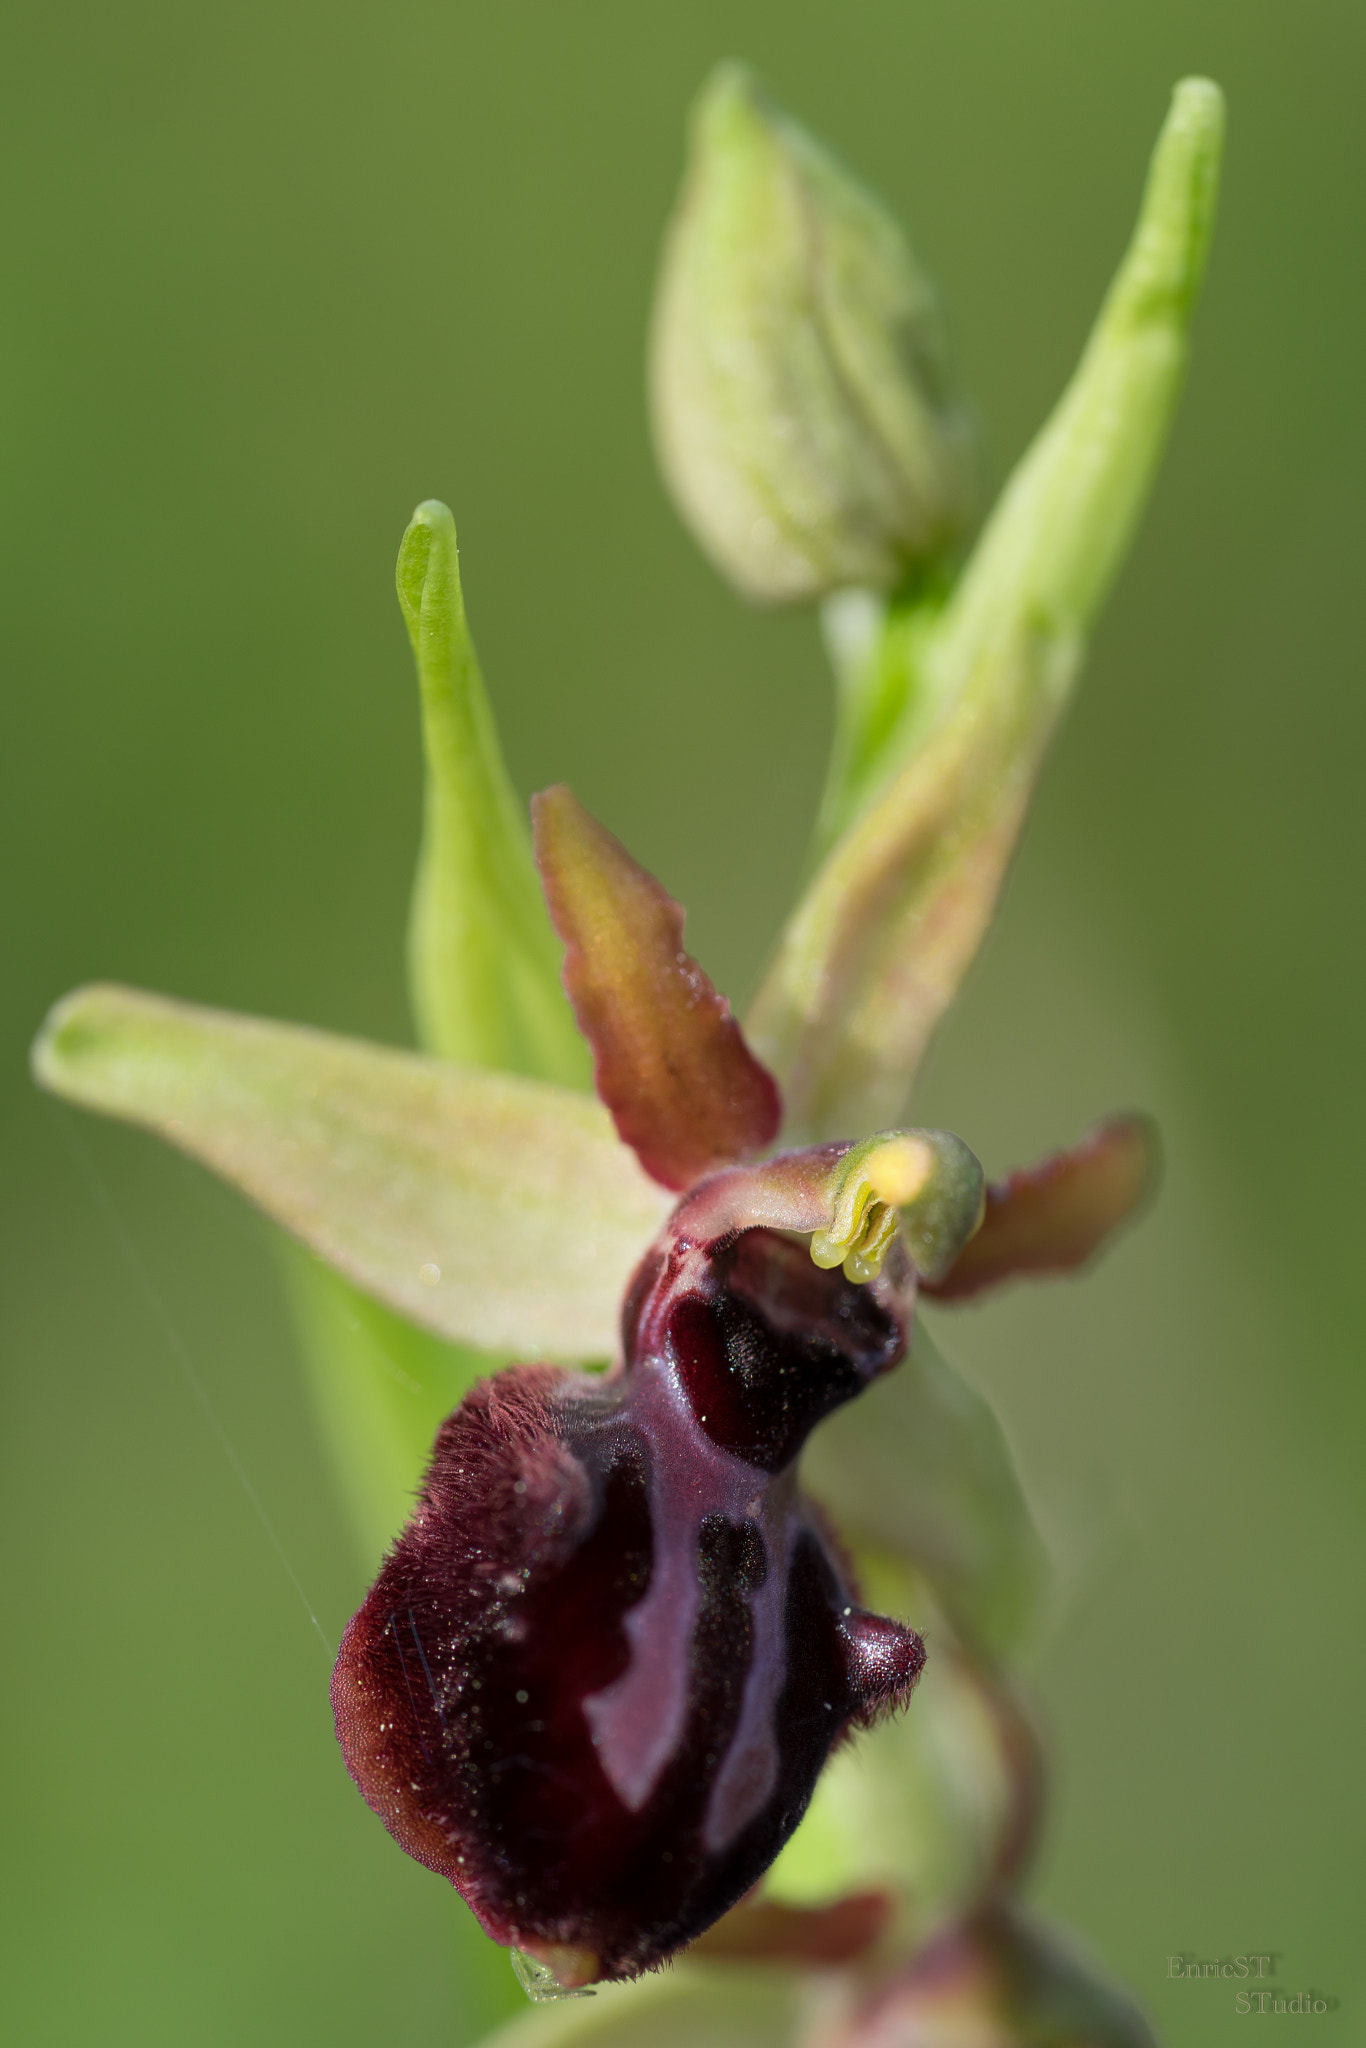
[{"left": 510, "top": 1949, "right": 596, "bottom": 2004}]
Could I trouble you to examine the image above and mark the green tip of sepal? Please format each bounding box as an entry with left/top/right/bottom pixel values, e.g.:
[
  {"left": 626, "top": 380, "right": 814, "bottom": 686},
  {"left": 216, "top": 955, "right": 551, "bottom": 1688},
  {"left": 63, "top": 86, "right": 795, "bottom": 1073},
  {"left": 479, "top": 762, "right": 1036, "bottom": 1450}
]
[
  {"left": 29, "top": 984, "right": 88, "bottom": 1096},
  {"left": 398, "top": 499, "right": 590, "bottom": 1089},
  {"left": 1127, "top": 78, "right": 1225, "bottom": 328},
  {"left": 396, "top": 498, "right": 460, "bottom": 658},
  {"left": 688, "top": 55, "right": 761, "bottom": 142}
]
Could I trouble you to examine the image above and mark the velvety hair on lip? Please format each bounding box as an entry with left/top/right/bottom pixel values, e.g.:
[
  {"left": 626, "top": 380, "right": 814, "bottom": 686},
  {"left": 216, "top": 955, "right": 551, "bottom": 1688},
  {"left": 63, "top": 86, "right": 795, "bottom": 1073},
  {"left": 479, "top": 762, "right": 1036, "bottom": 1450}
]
[{"left": 332, "top": 1215, "right": 925, "bottom": 1984}]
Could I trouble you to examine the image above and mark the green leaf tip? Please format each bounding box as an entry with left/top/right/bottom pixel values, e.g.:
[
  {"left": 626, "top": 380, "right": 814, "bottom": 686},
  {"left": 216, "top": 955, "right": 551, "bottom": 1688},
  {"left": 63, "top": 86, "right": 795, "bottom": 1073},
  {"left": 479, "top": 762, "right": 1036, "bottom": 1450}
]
[
  {"left": 750, "top": 80, "right": 1225, "bottom": 1141},
  {"left": 398, "top": 499, "right": 590, "bottom": 1089},
  {"left": 396, "top": 496, "right": 459, "bottom": 656},
  {"left": 1132, "top": 78, "right": 1225, "bottom": 325}
]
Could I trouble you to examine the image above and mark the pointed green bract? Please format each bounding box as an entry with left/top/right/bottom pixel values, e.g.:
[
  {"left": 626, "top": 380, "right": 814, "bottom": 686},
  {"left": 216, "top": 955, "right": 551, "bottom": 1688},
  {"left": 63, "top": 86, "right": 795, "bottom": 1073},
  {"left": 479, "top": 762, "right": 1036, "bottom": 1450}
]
[
  {"left": 400, "top": 500, "right": 589, "bottom": 1088},
  {"left": 749, "top": 80, "right": 1225, "bottom": 1140},
  {"left": 33, "top": 984, "right": 668, "bottom": 1361}
]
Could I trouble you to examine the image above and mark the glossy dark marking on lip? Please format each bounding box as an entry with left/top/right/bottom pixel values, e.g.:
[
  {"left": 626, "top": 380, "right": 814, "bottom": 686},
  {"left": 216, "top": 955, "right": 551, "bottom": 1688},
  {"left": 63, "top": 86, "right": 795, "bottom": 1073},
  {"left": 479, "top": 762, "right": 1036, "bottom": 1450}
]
[
  {"left": 667, "top": 1228, "right": 903, "bottom": 1470},
  {"left": 332, "top": 1213, "right": 925, "bottom": 1982}
]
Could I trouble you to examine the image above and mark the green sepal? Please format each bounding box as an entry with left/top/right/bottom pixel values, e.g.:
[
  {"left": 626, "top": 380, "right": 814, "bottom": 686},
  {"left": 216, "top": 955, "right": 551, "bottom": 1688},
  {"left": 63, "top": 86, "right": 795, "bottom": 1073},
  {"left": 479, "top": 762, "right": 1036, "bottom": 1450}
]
[
  {"left": 400, "top": 500, "right": 589, "bottom": 1088},
  {"left": 32, "top": 983, "right": 668, "bottom": 1362}
]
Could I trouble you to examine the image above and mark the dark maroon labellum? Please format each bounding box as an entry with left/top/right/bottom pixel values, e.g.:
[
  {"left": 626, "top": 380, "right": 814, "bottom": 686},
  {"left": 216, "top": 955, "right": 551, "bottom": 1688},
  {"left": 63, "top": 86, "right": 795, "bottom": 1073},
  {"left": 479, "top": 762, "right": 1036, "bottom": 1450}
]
[{"left": 332, "top": 1214, "right": 925, "bottom": 1983}]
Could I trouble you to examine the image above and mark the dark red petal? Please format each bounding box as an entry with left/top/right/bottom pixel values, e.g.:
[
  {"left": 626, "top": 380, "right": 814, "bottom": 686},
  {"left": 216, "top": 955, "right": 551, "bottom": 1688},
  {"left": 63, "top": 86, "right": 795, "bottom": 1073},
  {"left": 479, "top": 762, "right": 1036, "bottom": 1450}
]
[
  {"left": 531, "top": 785, "right": 781, "bottom": 1191},
  {"left": 924, "top": 1114, "right": 1158, "bottom": 1304}
]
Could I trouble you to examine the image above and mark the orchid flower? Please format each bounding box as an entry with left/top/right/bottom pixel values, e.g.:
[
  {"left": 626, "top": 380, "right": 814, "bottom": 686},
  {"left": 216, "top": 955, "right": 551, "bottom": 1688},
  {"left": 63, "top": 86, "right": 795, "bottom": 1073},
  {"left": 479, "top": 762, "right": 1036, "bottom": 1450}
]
[{"left": 32, "top": 60, "right": 1221, "bottom": 2046}]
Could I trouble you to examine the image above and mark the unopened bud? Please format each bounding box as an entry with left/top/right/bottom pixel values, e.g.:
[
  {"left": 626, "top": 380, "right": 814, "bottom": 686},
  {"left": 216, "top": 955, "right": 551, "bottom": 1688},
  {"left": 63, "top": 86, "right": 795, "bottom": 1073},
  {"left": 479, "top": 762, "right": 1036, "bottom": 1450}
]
[{"left": 650, "top": 63, "right": 972, "bottom": 603}]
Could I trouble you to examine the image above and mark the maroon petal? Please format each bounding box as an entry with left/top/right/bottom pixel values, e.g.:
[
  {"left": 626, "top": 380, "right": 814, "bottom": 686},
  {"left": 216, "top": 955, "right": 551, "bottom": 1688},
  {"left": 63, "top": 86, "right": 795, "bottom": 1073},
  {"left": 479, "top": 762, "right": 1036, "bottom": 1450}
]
[
  {"left": 924, "top": 1114, "right": 1158, "bottom": 1304},
  {"left": 532, "top": 785, "right": 781, "bottom": 1190},
  {"left": 332, "top": 1203, "right": 923, "bottom": 1985}
]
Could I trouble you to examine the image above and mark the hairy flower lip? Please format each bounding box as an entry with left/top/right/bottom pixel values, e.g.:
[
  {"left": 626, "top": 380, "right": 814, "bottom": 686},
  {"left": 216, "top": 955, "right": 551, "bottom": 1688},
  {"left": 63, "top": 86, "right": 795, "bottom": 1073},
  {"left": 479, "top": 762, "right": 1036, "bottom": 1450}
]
[{"left": 332, "top": 1212, "right": 926, "bottom": 1984}]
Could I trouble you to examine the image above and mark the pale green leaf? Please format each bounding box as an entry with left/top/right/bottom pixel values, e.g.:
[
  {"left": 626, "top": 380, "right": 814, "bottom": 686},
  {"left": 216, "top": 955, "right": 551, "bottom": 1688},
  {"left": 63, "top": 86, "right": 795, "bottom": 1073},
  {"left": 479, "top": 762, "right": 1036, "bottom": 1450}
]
[{"left": 33, "top": 984, "right": 669, "bottom": 1361}]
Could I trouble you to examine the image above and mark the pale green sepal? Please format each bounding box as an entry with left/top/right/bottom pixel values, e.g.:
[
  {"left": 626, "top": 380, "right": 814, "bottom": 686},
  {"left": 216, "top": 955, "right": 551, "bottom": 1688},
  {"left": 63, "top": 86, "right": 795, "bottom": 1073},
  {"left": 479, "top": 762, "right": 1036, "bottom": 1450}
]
[
  {"left": 801, "top": 1322, "right": 1045, "bottom": 1656},
  {"left": 33, "top": 984, "right": 669, "bottom": 1361},
  {"left": 474, "top": 1961, "right": 797, "bottom": 2048},
  {"left": 650, "top": 63, "right": 972, "bottom": 604},
  {"left": 749, "top": 80, "right": 1225, "bottom": 1140},
  {"left": 400, "top": 500, "right": 590, "bottom": 1088},
  {"left": 766, "top": 1568, "right": 1033, "bottom": 1953}
]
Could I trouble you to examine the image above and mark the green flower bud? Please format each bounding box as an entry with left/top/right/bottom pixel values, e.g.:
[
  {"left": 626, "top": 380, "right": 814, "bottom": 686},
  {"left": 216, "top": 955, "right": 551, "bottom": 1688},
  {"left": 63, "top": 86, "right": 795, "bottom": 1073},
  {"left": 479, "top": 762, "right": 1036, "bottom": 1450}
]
[{"left": 649, "top": 63, "right": 973, "bottom": 603}]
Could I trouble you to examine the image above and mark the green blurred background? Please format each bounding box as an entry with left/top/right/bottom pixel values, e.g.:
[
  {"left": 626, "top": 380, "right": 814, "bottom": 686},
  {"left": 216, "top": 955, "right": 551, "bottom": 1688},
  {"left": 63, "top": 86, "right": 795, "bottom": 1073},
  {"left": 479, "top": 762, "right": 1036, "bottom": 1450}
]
[{"left": 2, "top": 1, "right": 1362, "bottom": 2041}]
